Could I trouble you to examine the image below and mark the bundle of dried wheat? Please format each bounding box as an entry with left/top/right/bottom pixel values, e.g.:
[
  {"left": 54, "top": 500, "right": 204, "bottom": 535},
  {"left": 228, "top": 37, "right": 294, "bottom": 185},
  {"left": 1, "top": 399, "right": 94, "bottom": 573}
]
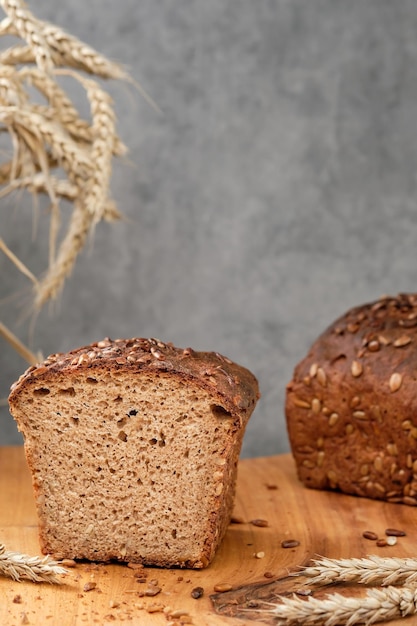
[{"left": 0, "top": 0, "right": 130, "bottom": 363}]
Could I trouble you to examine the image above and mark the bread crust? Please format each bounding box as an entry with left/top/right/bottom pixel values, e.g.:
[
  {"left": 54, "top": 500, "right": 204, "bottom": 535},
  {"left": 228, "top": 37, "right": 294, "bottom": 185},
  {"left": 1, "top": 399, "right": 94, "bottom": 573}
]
[
  {"left": 9, "top": 337, "right": 259, "bottom": 567},
  {"left": 286, "top": 293, "right": 417, "bottom": 505},
  {"left": 10, "top": 337, "right": 259, "bottom": 418}
]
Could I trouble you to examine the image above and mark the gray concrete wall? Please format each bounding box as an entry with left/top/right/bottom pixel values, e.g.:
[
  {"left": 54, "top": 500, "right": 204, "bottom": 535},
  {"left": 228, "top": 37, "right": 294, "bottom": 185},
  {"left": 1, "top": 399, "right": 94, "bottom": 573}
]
[{"left": 1, "top": 1, "right": 417, "bottom": 457}]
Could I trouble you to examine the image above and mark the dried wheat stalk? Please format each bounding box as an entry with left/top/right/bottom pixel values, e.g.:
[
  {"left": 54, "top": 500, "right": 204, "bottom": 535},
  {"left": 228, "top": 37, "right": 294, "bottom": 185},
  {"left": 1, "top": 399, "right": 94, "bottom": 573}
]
[
  {"left": 33, "top": 199, "right": 94, "bottom": 309},
  {"left": 0, "top": 0, "right": 53, "bottom": 73},
  {"left": 257, "top": 555, "right": 417, "bottom": 625},
  {"left": 259, "top": 585, "right": 417, "bottom": 626},
  {"left": 298, "top": 556, "right": 417, "bottom": 588},
  {"left": 0, "top": 543, "right": 68, "bottom": 583},
  {"left": 0, "top": 0, "right": 131, "bottom": 362}
]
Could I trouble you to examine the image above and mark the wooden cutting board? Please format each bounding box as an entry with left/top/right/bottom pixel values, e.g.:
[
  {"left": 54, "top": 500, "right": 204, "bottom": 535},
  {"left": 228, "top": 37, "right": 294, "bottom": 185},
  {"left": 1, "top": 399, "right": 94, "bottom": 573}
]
[{"left": 1, "top": 446, "right": 417, "bottom": 626}]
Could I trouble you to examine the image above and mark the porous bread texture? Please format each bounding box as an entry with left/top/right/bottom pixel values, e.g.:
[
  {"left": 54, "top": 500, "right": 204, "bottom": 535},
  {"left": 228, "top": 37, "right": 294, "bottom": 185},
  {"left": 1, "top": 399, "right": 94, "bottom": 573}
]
[
  {"left": 9, "top": 337, "right": 259, "bottom": 568},
  {"left": 286, "top": 293, "right": 417, "bottom": 506}
]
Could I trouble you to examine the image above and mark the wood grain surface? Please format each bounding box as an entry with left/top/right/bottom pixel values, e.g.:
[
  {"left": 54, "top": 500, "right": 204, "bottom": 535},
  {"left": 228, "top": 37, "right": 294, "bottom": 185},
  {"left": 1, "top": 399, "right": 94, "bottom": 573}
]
[{"left": 1, "top": 447, "right": 417, "bottom": 625}]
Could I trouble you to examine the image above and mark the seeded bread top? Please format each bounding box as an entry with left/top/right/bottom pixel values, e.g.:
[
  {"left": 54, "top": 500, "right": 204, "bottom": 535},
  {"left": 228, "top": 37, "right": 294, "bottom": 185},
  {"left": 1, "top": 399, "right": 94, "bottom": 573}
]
[
  {"left": 9, "top": 337, "right": 260, "bottom": 419},
  {"left": 292, "top": 293, "right": 417, "bottom": 383}
]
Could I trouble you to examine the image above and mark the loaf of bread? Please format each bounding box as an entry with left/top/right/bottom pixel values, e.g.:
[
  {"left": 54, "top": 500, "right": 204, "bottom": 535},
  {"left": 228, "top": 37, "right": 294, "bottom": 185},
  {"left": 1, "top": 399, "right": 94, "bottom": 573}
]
[
  {"left": 9, "top": 337, "right": 259, "bottom": 567},
  {"left": 286, "top": 293, "right": 417, "bottom": 505}
]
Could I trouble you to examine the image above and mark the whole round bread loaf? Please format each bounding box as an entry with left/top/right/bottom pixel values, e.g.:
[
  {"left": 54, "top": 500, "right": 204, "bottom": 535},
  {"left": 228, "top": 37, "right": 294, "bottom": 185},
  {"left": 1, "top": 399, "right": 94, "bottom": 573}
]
[{"left": 286, "top": 293, "right": 417, "bottom": 505}]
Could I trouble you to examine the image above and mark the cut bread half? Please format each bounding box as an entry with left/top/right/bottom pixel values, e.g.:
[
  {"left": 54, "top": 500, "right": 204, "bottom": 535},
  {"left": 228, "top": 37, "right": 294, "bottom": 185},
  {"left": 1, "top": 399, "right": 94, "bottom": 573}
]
[{"left": 9, "top": 337, "right": 259, "bottom": 568}]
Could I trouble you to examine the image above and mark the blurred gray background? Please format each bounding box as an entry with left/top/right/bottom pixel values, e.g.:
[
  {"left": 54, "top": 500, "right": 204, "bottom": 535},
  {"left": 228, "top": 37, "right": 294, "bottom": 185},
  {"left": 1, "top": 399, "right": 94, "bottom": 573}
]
[{"left": 1, "top": 0, "right": 417, "bottom": 457}]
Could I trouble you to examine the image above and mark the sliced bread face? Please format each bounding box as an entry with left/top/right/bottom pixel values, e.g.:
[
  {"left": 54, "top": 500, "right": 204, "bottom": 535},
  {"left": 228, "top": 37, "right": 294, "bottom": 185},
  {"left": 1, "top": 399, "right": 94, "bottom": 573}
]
[{"left": 9, "top": 338, "right": 259, "bottom": 568}]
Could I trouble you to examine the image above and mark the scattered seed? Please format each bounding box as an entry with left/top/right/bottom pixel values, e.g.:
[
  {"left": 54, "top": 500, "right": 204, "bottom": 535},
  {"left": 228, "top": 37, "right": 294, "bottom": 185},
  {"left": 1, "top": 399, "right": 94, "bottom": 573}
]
[
  {"left": 61, "top": 559, "right": 77, "bottom": 568},
  {"left": 170, "top": 609, "right": 190, "bottom": 619},
  {"left": 191, "top": 586, "right": 204, "bottom": 599},
  {"left": 385, "top": 528, "right": 406, "bottom": 537},
  {"left": 264, "top": 571, "right": 274, "bottom": 579},
  {"left": 145, "top": 585, "right": 162, "bottom": 597},
  {"left": 83, "top": 581, "right": 97, "bottom": 592},
  {"left": 296, "top": 588, "right": 312, "bottom": 596},
  {"left": 368, "top": 340, "right": 380, "bottom": 352},
  {"left": 376, "top": 539, "right": 388, "bottom": 547},
  {"left": 281, "top": 539, "right": 300, "bottom": 549},
  {"left": 147, "top": 603, "right": 164, "bottom": 613},
  {"left": 214, "top": 583, "right": 233, "bottom": 593},
  {"left": 109, "top": 600, "right": 120, "bottom": 609},
  {"left": 386, "top": 536, "right": 398, "bottom": 546},
  {"left": 127, "top": 562, "right": 144, "bottom": 570},
  {"left": 250, "top": 519, "right": 269, "bottom": 527},
  {"left": 255, "top": 551, "right": 265, "bottom": 559},
  {"left": 362, "top": 530, "right": 378, "bottom": 541},
  {"left": 389, "top": 372, "right": 403, "bottom": 392}
]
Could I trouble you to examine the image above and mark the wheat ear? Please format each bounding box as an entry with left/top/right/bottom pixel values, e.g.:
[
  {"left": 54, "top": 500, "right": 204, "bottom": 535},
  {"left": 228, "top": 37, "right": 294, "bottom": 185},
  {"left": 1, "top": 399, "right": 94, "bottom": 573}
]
[
  {"left": 258, "top": 586, "right": 417, "bottom": 626},
  {"left": 67, "top": 72, "right": 115, "bottom": 223},
  {"left": 0, "top": 543, "right": 68, "bottom": 583},
  {"left": 299, "top": 556, "right": 417, "bottom": 588},
  {"left": 0, "top": 0, "right": 53, "bottom": 72},
  {"left": 0, "top": 64, "right": 27, "bottom": 105},
  {"left": 34, "top": 199, "right": 93, "bottom": 309}
]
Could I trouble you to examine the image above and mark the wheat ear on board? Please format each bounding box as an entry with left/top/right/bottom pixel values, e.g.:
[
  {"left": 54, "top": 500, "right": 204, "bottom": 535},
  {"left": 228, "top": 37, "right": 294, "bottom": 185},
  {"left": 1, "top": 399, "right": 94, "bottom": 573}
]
[
  {"left": 0, "top": 543, "right": 68, "bottom": 584},
  {"left": 298, "top": 555, "right": 417, "bottom": 588},
  {"left": 256, "top": 585, "right": 417, "bottom": 626}
]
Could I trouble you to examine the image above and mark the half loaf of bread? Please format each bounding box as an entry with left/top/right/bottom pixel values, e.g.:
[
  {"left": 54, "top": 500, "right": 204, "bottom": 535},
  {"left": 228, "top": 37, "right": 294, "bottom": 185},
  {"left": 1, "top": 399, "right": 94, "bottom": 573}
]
[
  {"left": 286, "top": 293, "right": 417, "bottom": 505},
  {"left": 9, "top": 337, "right": 259, "bottom": 567}
]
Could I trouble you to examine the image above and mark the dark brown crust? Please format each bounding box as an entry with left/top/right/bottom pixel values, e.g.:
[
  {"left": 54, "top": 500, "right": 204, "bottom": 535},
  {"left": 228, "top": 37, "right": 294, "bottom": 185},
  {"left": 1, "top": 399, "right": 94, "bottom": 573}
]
[
  {"left": 9, "top": 337, "right": 260, "bottom": 417},
  {"left": 285, "top": 293, "right": 417, "bottom": 505}
]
